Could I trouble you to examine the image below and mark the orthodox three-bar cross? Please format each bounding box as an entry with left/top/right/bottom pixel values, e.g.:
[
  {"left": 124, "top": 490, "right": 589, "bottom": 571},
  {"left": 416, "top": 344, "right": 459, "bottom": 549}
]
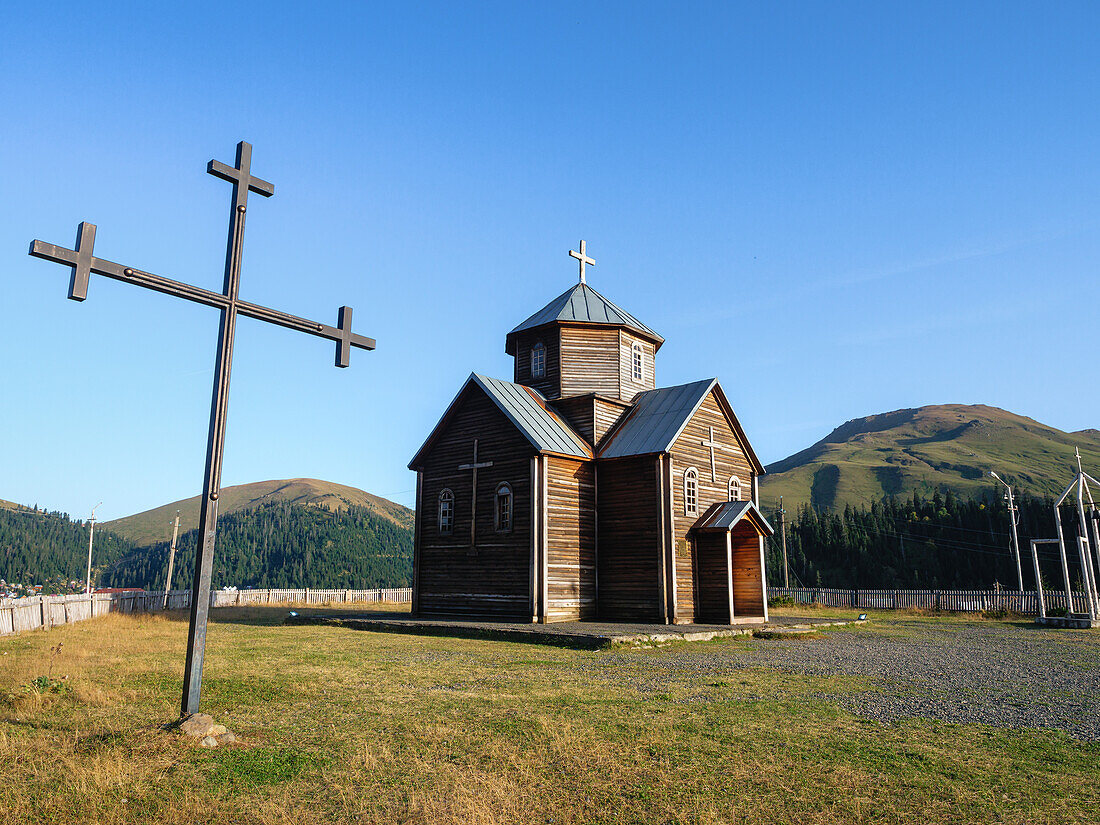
[{"left": 28, "top": 141, "right": 375, "bottom": 717}]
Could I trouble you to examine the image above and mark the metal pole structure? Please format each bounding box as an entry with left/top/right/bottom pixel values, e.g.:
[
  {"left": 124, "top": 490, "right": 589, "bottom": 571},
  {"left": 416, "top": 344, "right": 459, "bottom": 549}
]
[
  {"left": 27, "top": 141, "right": 376, "bottom": 718},
  {"left": 990, "top": 472, "right": 1023, "bottom": 592},
  {"left": 779, "top": 496, "right": 789, "bottom": 589},
  {"left": 1075, "top": 478, "right": 1098, "bottom": 621},
  {"left": 1030, "top": 540, "right": 1046, "bottom": 620},
  {"left": 1053, "top": 504, "right": 1075, "bottom": 614},
  {"left": 84, "top": 501, "right": 102, "bottom": 595},
  {"left": 163, "top": 510, "right": 180, "bottom": 609}
]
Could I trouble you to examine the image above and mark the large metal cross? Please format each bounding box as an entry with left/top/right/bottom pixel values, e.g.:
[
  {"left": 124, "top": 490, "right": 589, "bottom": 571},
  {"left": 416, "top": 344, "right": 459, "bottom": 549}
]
[
  {"left": 457, "top": 439, "right": 493, "bottom": 547},
  {"left": 28, "top": 141, "right": 375, "bottom": 717},
  {"left": 568, "top": 240, "right": 595, "bottom": 284}
]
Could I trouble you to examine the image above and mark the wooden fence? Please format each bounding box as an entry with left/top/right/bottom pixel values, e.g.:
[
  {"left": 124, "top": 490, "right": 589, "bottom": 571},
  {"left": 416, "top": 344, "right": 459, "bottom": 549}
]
[
  {"left": 767, "top": 586, "right": 1090, "bottom": 615},
  {"left": 0, "top": 587, "right": 413, "bottom": 636}
]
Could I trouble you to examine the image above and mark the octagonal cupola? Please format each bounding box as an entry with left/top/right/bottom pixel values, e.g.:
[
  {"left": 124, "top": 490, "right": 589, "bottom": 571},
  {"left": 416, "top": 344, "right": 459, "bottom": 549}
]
[{"left": 505, "top": 242, "right": 663, "bottom": 403}]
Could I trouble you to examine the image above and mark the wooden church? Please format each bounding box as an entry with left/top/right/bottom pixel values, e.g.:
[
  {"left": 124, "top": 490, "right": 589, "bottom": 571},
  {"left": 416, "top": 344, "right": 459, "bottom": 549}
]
[{"left": 408, "top": 244, "right": 773, "bottom": 625}]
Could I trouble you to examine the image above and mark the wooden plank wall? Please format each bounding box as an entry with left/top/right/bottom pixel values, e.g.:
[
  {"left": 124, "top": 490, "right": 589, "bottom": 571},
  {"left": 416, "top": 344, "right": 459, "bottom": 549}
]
[
  {"left": 513, "top": 328, "right": 561, "bottom": 399},
  {"left": 560, "top": 326, "right": 622, "bottom": 399},
  {"left": 669, "top": 390, "right": 758, "bottom": 622},
  {"left": 550, "top": 395, "right": 595, "bottom": 445},
  {"left": 416, "top": 386, "right": 535, "bottom": 619},
  {"left": 670, "top": 391, "right": 756, "bottom": 541},
  {"left": 597, "top": 457, "right": 661, "bottom": 621},
  {"left": 545, "top": 457, "right": 597, "bottom": 621},
  {"left": 730, "top": 523, "right": 765, "bottom": 618},
  {"left": 618, "top": 331, "right": 656, "bottom": 401},
  {"left": 593, "top": 397, "right": 630, "bottom": 446}
]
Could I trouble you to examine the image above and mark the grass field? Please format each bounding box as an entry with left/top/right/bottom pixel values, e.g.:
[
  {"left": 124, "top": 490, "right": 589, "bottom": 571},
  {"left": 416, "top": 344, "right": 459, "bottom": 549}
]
[{"left": 1, "top": 605, "right": 1097, "bottom": 824}]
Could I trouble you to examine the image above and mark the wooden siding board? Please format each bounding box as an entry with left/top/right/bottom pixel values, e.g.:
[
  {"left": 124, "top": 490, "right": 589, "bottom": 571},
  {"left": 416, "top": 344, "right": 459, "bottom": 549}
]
[
  {"left": 513, "top": 328, "right": 562, "bottom": 399},
  {"left": 593, "top": 397, "right": 629, "bottom": 446},
  {"left": 619, "top": 331, "right": 656, "bottom": 401},
  {"left": 545, "top": 457, "right": 597, "bottom": 621},
  {"left": 560, "top": 326, "right": 623, "bottom": 399},
  {"left": 596, "top": 456, "right": 662, "bottom": 621},
  {"left": 668, "top": 390, "right": 760, "bottom": 625},
  {"left": 551, "top": 396, "right": 596, "bottom": 446},
  {"left": 669, "top": 391, "right": 756, "bottom": 545},
  {"left": 417, "top": 386, "right": 536, "bottom": 619}
]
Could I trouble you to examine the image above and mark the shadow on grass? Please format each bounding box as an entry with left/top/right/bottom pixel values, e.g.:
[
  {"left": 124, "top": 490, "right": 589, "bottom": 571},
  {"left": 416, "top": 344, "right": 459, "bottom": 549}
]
[{"left": 152, "top": 604, "right": 412, "bottom": 629}]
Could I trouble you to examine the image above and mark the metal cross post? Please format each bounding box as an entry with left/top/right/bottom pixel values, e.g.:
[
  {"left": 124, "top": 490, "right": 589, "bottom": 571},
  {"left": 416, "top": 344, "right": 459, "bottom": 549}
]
[
  {"left": 29, "top": 141, "right": 376, "bottom": 717},
  {"left": 458, "top": 438, "right": 493, "bottom": 547},
  {"left": 569, "top": 240, "right": 595, "bottom": 284}
]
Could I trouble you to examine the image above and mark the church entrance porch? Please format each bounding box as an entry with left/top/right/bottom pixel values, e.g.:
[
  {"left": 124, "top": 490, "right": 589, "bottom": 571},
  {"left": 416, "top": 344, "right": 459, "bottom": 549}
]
[{"left": 689, "top": 501, "right": 773, "bottom": 625}]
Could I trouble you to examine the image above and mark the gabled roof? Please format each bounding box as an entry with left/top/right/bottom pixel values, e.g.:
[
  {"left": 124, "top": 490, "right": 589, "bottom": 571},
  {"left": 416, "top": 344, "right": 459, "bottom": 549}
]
[
  {"left": 408, "top": 374, "right": 592, "bottom": 469},
  {"left": 506, "top": 283, "right": 664, "bottom": 350},
  {"left": 691, "top": 500, "right": 774, "bottom": 537},
  {"left": 598, "top": 378, "right": 766, "bottom": 474}
]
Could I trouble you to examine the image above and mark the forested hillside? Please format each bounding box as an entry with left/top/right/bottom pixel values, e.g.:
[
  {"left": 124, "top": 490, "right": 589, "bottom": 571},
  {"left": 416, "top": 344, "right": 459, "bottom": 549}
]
[
  {"left": 0, "top": 506, "right": 134, "bottom": 587},
  {"left": 102, "top": 501, "right": 413, "bottom": 590},
  {"left": 763, "top": 490, "right": 1070, "bottom": 590}
]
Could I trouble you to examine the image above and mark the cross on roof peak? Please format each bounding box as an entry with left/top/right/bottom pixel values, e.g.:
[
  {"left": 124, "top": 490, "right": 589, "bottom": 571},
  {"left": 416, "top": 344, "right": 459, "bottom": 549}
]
[{"left": 569, "top": 240, "right": 595, "bottom": 284}]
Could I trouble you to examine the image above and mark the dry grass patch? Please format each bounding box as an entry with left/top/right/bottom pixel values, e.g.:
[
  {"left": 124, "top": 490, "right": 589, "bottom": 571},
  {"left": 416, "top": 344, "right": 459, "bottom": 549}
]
[{"left": 0, "top": 607, "right": 1097, "bottom": 823}]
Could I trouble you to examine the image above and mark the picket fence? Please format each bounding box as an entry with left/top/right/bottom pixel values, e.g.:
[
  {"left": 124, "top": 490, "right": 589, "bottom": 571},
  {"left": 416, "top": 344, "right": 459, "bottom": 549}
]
[
  {"left": 767, "top": 586, "right": 1090, "bottom": 615},
  {"left": 0, "top": 587, "right": 412, "bottom": 636}
]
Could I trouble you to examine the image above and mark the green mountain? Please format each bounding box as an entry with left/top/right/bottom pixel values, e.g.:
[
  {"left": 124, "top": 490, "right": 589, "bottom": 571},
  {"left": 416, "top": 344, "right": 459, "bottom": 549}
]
[
  {"left": 102, "top": 501, "right": 412, "bottom": 591},
  {"left": 2, "top": 480, "right": 414, "bottom": 591},
  {"left": 760, "top": 404, "right": 1100, "bottom": 510},
  {"left": 104, "top": 478, "right": 413, "bottom": 546},
  {"left": 0, "top": 506, "right": 135, "bottom": 589}
]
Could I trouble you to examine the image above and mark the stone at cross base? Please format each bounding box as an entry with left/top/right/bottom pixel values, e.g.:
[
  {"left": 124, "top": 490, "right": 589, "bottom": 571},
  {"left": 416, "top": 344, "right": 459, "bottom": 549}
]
[{"left": 178, "top": 713, "right": 236, "bottom": 747}]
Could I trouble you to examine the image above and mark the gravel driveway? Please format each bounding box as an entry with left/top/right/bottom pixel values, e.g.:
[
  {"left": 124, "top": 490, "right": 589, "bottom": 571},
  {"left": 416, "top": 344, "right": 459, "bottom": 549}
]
[{"left": 586, "top": 619, "right": 1100, "bottom": 741}]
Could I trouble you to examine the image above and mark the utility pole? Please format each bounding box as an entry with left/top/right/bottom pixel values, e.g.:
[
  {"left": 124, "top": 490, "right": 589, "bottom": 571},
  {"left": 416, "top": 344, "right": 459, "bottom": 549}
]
[
  {"left": 779, "top": 495, "right": 789, "bottom": 589},
  {"left": 85, "top": 502, "right": 102, "bottom": 595},
  {"left": 163, "top": 510, "right": 181, "bottom": 609},
  {"left": 990, "top": 472, "right": 1024, "bottom": 592}
]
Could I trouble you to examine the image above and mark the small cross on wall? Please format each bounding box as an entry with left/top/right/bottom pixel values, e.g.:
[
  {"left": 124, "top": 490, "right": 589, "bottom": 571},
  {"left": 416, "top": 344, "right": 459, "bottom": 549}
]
[{"left": 569, "top": 240, "right": 595, "bottom": 284}]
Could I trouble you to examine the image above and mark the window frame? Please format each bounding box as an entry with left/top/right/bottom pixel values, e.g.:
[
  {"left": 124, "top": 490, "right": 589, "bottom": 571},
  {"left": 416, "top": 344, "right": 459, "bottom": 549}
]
[
  {"left": 684, "top": 468, "right": 699, "bottom": 516},
  {"left": 632, "top": 341, "right": 644, "bottom": 381},
  {"left": 438, "top": 488, "right": 454, "bottom": 536},
  {"left": 531, "top": 342, "right": 546, "bottom": 379},
  {"left": 728, "top": 475, "right": 742, "bottom": 502},
  {"left": 494, "top": 482, "right": 513, "bottom": 534}
]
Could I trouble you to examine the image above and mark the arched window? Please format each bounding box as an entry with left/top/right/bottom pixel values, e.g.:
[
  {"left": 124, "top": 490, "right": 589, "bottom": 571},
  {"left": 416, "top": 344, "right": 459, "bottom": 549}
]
[
  {"left": 632, "top": 341, "right": 644, "bottom": 381},
  {"left": 728, "top": 475, "right": 742, "bottom": 502},
  {"left": 438, "top": 489, "right": 454, "bottom": 535},
  {"left": 531, "top": 342, "right": 546, "bottom": 379},
  {"left": 495, "top": 482, "right": 513, "bottom": 533},
  {"left": 684, "top": 468, "right": 699, "bottom": 516}
]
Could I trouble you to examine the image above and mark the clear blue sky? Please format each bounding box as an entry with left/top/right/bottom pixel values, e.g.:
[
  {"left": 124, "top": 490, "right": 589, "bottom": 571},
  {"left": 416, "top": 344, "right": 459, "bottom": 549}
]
[{"left": 3, "top": 2, "right": 1098, "bottom": 523}]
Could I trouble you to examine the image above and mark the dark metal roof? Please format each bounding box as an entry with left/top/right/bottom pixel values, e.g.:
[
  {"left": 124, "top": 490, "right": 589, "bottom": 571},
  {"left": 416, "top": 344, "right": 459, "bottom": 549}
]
[
  {"left": 598, "top": 379, "right": 715, "bottom": 458},
  {"left": 692, "top": 500, "right": 775, "bottom": 536},
  {"left": 508, "top": 283, "right": 663, "bottom": 345},
  {"left": 472, "top": 374, "right": 592, "bottom": 459},
  {"left": 408, "top": 373, "right": 592, "bottom": 468}
]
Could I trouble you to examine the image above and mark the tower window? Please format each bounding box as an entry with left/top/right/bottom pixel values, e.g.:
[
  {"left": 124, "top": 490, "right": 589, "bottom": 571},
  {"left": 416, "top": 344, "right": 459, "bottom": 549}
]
[
  {"left": 495, "top": 483, "right": 513, "bottom": 533},
  {"left": 728, "top": 476, "right": 742, "bottom": 502},
  {"left": 632, "top": 342, "right": 644, "bottom": 381},
  {"left": 438, "top": 489, "right": 454, "bottom": 535},
  {"left": 531, "top": 342, "right": 545, "bottom": 379},
  {"left": 684, "top": 468, "right": 698, "bottom": 516}
]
